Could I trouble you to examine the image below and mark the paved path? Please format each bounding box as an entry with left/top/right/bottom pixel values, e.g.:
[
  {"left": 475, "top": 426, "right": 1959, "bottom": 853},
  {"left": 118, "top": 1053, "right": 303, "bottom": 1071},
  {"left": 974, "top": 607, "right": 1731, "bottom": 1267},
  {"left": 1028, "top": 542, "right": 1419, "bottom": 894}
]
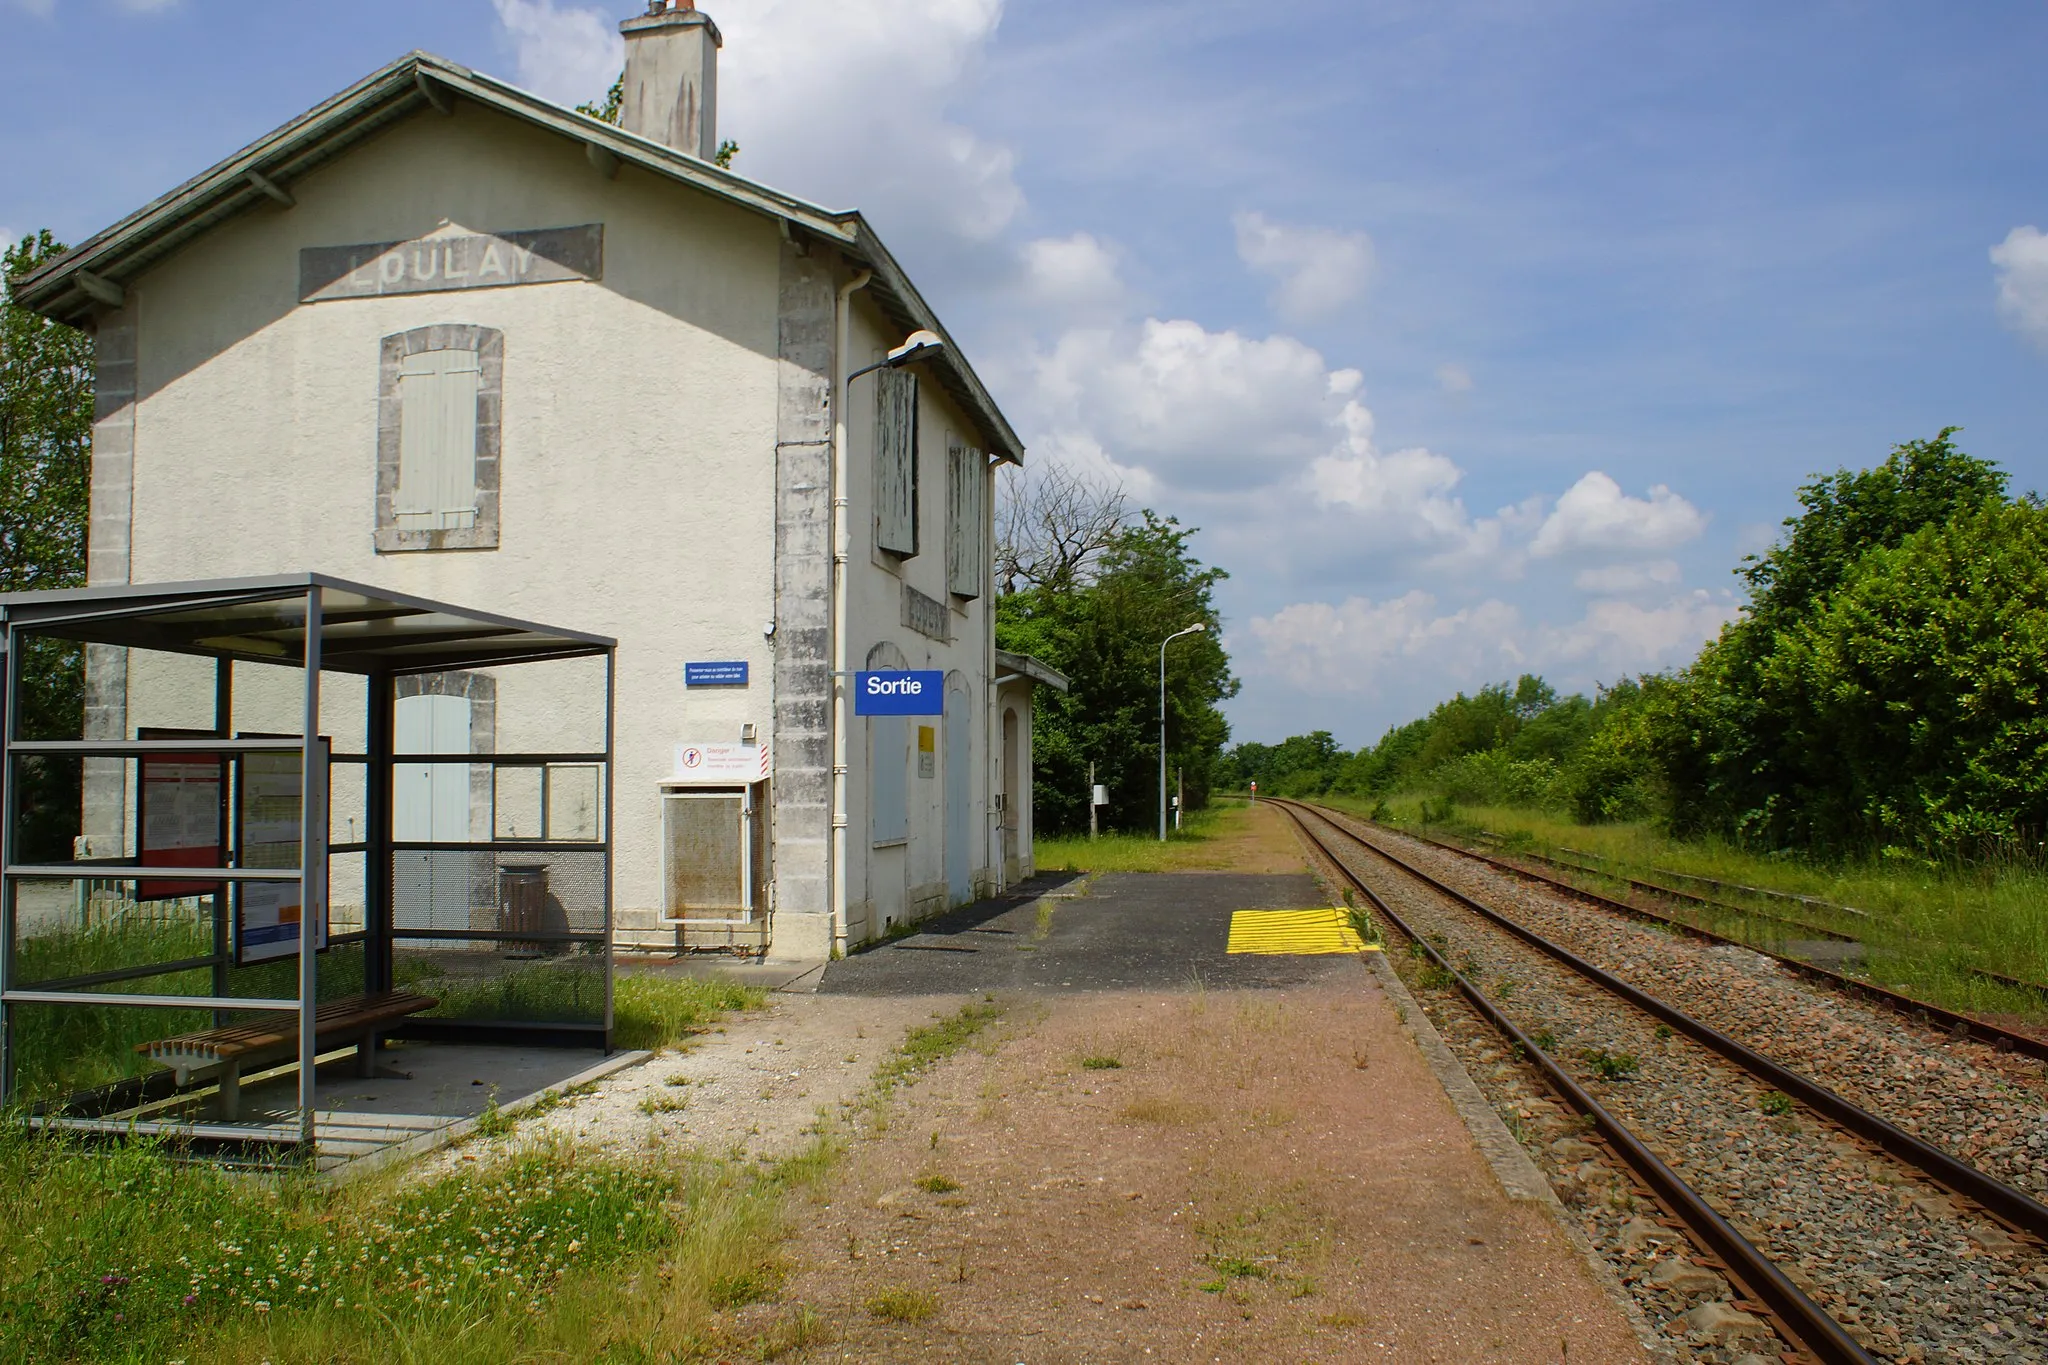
[{"left": 819, "top": 871, "right": 1354, "bottom": 996}]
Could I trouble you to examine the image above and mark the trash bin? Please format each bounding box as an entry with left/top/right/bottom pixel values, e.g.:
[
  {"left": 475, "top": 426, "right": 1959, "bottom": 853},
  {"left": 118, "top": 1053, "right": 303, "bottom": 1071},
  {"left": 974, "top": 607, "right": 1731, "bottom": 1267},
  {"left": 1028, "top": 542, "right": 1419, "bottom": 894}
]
[{"left": 497, "top": 863, "right": 548, "bottom": 959}]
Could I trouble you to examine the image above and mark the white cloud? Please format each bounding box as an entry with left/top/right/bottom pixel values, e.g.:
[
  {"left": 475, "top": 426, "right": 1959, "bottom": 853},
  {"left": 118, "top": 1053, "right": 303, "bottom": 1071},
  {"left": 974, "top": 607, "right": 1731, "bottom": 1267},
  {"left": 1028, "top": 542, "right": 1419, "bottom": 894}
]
[
  {"left": 1248, "top": 592, "right": 1524, "bottom": 695},
  {"left": 1248, "top": 587, "right": 1735, "bottom": 699},
  {"left": 1572, "top": 561, "right": 1681, "bottom": 594},
  {"left": 1027, "top": 318, "right": 1352, "bottom": 490},
  {"left": 1018, "top": 232, "right": 1127, "bottom": 319},
  {"left": 717, "top": 0, "right": 1020, "bottom": 246},
  {"left": 1233, "top": 211, "right": 1374, "bottom": 323},
  {"left": 1530, "top": 471, "right": 1706, "bottom": 559},
  {"left": 1538, "top": 592, "right": 1737, "bottom": 671},
  {"left": 1435, "top": 362, "right": 1474, "bottom": 394},
  {"left": 1991, "top": 225, "right": 2048, "bottom": 347},
  {"left": 489, "top": 0, "right": 622, "bottom": 108}
]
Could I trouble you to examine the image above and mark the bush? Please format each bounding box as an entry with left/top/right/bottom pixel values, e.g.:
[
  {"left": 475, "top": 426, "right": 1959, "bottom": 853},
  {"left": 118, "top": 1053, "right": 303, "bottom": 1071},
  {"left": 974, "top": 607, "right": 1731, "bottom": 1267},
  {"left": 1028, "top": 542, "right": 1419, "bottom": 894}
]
[{"left": 1423, "top": 751, "right": 1561, "bottom": 808}]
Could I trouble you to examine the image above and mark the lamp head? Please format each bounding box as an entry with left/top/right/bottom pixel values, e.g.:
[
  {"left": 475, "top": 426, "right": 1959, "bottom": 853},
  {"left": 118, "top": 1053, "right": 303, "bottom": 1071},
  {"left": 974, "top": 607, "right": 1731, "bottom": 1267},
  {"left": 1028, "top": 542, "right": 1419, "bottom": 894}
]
[{"left": 886, "top": 330, "right": 945, "bottom": 365}]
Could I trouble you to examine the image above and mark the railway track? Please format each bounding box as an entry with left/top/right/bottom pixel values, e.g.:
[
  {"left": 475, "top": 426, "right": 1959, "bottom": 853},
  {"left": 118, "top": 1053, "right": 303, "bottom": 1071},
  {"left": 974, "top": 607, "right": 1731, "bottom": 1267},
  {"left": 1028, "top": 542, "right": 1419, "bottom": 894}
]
[
  {"left": 1271, "top": 799, "right": 2048, "bottom": 1365},
  {"left": 1484, "top": 837, "right": 2048, "bottom": 1006},
  {"left": 1397, "top": 823, "right": 2048, "bottom": 1063}
]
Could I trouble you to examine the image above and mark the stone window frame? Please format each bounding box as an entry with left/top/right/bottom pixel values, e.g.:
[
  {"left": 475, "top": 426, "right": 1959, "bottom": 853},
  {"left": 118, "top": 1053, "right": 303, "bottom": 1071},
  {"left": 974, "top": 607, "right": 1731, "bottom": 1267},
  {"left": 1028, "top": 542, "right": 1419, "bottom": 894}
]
[{"left": 375, "top": 324, "right": 503, "bottom": 553}]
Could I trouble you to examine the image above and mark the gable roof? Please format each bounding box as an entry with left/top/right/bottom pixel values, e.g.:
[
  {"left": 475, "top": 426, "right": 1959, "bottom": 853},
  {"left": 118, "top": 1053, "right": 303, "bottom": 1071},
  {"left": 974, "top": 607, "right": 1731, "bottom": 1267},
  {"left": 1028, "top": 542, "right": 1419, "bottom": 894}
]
[{"left": 8, "top": 51, "right": 1023, "bottom": 464}]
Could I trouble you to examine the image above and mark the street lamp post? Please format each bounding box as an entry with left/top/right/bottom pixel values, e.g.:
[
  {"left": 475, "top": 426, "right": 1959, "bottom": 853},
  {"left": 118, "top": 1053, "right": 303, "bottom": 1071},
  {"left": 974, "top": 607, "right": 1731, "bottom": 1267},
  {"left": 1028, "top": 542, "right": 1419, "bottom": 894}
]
[{"left": 1159, "top": 622, "right": 1206, "bottom": 841}]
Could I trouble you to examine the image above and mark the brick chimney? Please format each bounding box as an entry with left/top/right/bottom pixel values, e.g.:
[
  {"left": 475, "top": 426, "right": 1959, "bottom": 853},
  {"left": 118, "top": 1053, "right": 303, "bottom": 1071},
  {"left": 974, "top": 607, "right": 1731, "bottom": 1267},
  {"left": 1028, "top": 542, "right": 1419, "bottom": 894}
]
[{"left": 618, "top": 1, "right": 721, "bottom": 161}]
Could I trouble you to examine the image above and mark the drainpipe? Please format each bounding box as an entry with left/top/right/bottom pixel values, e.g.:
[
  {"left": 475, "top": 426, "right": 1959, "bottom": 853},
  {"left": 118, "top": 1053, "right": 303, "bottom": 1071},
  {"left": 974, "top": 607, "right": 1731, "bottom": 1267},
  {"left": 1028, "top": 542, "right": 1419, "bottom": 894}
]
[{"left": 829, "top": 268, "right": 872, "bottom": 957}]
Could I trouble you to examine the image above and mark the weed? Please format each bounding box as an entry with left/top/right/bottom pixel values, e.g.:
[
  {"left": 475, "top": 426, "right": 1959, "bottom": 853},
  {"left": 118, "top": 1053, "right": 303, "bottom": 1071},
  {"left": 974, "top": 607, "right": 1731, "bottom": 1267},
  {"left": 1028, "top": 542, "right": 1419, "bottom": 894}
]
[
  {"left": 1653, "top": 1023, "right": 1674, "bottom": 1042},
  {"left": 1760, "top": 1091, "right": 1796, "bottom": 1117},
  {"left": 1120, "top": 1094, "right": 1213, "bottom": 1125},
  {"left": 1579, "top": 1047, "right": 1639, "bottom": 1081},
  {"left": 1531, "top": 1027, "right": 1559, "bottom": 1052},
  {"left": 863, "top": 1287, "right": 940, "bottom": 1323},
  {"left": 707, "top": 1261, "right": 784, "bottom": 1309},
  {"left": 1204, "top": 1254, "right": 1268, "bottom": 1280},
  {"left": 666, "top": 1073, "right": 692, "bottom": 1087},
  {"left": 639, "top": 1093, "right": 687, "bottom": 1116},
  {"left": 871, "top": 1001, "right": 1005, "bottom": 1101},
  {"left": 473, "top": 1089, "right": 512, "bottom": 1138},
  {"left": 913, "top": 1173, "right": 960, "bottom": 1194},
  {"left": 1414, "top": 962, "right": 1456, "bottom": 990},
  {"left": 1320, "top": 1309, "right": 1371, "bottom": 1328},
  {"left": 1081, "top": 1055, "right": 1122, "bottom": 1070}
]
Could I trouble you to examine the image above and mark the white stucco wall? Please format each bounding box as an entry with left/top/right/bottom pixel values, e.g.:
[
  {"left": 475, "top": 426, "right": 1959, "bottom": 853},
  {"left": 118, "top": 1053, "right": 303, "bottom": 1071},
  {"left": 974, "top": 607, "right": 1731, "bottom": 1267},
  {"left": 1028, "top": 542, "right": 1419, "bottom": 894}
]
[{"left": 118, "top": 103, "right": 780, "bottom": 929}]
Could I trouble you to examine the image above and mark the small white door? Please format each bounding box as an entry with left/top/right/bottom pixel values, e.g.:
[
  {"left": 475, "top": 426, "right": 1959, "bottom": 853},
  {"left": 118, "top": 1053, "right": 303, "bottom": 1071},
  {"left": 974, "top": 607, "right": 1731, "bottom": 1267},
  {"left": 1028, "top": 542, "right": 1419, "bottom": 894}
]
[{"left": 395, "top": 693, "right": 471, "bottom": 931}]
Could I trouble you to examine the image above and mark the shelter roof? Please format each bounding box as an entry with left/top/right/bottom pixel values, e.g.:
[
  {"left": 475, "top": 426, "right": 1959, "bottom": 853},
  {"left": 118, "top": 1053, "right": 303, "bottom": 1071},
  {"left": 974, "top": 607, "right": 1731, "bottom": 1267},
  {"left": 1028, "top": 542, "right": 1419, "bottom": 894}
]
[
  {"left": 7, "top": 51, "right": 1023, "bottom": 465},
  {"left": 995, "top": 650, "right": 1072, "bottom": 693},
  {"left": 0, "top": 573, "right": 613, "bottom": 676}
]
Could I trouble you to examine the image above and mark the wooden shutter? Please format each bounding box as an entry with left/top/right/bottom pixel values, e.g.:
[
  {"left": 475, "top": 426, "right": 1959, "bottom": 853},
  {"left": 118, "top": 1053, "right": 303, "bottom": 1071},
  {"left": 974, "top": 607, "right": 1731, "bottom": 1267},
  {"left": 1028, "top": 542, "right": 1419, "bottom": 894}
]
[
  {"left": 875, "top": 369, "right": 919, "bottom": 556},
  {"left": 947, "top": 442, "right": 983, "bottom": 599},
  {"left": 396, "top": 348, "right": 481, "bottom": 531}
]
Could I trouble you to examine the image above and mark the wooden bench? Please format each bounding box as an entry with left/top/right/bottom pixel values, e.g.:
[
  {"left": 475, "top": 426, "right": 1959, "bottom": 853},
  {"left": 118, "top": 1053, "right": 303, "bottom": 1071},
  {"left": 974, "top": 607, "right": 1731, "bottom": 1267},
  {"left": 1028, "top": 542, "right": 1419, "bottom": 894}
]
[{"left": 138, "top": 992, "right": 438, "bottom": 1120}]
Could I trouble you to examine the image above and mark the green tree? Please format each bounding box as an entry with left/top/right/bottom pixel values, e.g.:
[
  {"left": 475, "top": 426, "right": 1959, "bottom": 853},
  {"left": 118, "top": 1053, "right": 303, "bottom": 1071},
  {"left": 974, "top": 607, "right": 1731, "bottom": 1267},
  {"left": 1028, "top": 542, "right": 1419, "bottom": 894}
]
[
  {"left": 1661, "top": 430, "right": 2015, "bottom": 846},
  {"left": 2, "top": 231, "right": 94, "bottom": 856},
  {"left": 998, "top": 512, "right": 1236, "bottom": 834},
  {"left": 1751, "top": 500, "right": 2048, "bottom": 850}
]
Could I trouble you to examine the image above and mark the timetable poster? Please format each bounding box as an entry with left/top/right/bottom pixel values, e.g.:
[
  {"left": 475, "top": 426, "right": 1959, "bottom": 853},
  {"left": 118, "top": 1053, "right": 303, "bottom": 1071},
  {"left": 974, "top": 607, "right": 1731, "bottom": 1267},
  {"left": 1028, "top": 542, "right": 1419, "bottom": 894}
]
[
  {"left": 136, "top": 731, "right": 225, "bottom": 900},
  {"left": 234, "top": 746, "right": 328, "bottom": 964}
]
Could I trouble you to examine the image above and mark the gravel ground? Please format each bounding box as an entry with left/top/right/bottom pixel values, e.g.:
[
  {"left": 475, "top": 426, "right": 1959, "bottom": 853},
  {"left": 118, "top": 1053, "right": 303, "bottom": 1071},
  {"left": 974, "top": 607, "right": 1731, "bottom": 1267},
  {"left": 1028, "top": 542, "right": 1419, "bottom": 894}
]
[
  {"left": 411, "top": 993, "right": 958, "bottom": 1180},
  {"left": 1298, "top": 809, "right": 2048, "bottom": 1365},
  {"left": 1348, "top": 816, "right": 2048, "bottom": 1205}
]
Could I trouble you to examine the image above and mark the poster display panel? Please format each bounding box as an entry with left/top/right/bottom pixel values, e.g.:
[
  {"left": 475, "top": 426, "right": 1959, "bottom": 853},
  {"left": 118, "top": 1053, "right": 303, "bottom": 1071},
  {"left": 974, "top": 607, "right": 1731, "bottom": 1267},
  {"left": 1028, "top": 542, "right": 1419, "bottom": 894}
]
[
  {"left": 135, "top": 728, "right": 226, "bottom": 900},
  {"left": 234, "top": 742, "right": 329, "bottom": 964}
]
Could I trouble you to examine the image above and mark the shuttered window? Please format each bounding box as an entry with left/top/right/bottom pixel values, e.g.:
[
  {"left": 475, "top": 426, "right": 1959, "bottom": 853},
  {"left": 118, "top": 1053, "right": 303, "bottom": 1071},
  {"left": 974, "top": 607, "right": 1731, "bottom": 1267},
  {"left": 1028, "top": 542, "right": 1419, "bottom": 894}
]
[
  {"left": 394, "top": 347, "right": 481, "bottom": 531},
  {"left": 875, "top": 368, "right": 919, "bottom": 556},
  {"left": 946, "top": 441, "right": 984, "bottom": 599},
  {"left": 870, "top": 715, "right": 909, "bottom": 845}
]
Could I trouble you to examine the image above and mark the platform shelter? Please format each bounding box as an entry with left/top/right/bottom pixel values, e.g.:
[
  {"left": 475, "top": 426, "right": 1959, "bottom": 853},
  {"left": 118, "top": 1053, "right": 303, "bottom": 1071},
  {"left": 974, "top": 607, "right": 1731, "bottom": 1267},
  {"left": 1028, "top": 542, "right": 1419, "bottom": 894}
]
[{"left": 0, "top": 574, "right": 615, "bottom": 1152}]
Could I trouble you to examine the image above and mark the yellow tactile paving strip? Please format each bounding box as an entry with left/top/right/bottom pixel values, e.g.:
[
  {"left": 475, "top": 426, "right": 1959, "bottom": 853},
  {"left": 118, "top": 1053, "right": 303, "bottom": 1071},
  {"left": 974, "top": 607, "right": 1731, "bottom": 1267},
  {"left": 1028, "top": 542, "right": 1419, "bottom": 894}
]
[{"left": 1226, "top": 907, "right": 1376, "bottom": 955}]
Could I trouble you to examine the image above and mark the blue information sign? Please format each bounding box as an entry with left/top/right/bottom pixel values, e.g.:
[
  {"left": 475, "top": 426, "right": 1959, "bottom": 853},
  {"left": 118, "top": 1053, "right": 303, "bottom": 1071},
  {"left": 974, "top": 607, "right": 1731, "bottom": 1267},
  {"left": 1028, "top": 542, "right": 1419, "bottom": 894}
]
[
  {"left": 854, "top": 670, "right": 945, "bottom": 716},
  {"left": 685, "top": 661, "right": 749, "bottom": 687}
]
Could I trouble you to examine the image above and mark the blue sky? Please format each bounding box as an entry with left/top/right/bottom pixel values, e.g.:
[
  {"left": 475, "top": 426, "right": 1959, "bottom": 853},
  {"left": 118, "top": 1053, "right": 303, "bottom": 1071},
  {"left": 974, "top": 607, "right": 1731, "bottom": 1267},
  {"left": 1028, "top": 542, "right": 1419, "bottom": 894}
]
[{"left": 5, "top": 0, "right": 2046, "bottom": 746}]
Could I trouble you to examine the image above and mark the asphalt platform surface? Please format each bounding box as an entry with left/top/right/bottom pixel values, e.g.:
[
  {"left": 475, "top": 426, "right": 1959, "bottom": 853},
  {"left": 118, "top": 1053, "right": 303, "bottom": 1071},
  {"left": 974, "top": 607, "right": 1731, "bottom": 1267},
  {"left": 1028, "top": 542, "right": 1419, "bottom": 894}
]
[{"left": 817, "top": 871, "right": 1361, "bottom": 996}]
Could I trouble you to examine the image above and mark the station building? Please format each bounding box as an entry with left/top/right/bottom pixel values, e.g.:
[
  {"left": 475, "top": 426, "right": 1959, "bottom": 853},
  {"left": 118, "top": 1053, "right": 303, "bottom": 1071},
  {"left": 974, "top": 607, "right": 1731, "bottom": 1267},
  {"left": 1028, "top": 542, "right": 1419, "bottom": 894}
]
[{"left": 9, "top": 1, "right": 1060, "bottom": 961}]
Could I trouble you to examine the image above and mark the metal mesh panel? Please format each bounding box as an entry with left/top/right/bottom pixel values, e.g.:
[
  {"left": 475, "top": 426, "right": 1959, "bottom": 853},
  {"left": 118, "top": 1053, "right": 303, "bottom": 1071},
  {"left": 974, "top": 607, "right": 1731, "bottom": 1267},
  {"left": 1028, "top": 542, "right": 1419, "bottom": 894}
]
[{"left": 664, "top": 792, "right": 743, "bottom": 917}]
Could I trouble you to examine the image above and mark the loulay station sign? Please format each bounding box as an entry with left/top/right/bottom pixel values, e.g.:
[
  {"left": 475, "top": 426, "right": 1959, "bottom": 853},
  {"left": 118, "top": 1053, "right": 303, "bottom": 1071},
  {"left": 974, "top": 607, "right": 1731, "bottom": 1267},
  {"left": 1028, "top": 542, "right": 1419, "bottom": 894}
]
[{"left": 299, "top": 223, "right": 605, "bottom": 302}]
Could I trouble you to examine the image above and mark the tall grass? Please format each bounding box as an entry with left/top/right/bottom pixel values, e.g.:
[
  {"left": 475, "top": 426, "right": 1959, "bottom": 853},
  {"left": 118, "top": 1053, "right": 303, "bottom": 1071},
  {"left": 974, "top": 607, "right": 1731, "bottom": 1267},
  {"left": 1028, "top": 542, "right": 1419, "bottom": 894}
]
[
  {"left": 0, "top": 1125, "right": 817, "bottom": 1364},
  {"left": 0, "top": 992, "right": 996, "bottom": 1362},
  {"left": 1336, "top": 794, "right": 2048, "bottom": 1021},
  {"left": 1035, "top": 803, "right": 1243, "bottom": 873}
]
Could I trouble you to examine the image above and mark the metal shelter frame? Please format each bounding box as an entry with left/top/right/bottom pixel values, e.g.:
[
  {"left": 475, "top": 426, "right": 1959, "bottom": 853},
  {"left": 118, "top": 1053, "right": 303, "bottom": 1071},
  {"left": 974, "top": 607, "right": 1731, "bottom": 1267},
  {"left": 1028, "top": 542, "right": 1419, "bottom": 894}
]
[{"left": 0, "top": 574, "right": 616, "bottom": 1147}]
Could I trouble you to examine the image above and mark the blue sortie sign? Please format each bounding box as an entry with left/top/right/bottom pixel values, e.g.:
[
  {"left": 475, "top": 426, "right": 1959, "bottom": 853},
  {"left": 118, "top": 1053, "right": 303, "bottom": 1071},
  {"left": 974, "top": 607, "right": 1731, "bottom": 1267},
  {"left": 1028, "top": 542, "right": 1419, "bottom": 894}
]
[
  {"left": 685, "top": 661, "right": 749, "bottom": 687},
  {"left": 855, "top": 670, "right": 945, "bottom": 715}
]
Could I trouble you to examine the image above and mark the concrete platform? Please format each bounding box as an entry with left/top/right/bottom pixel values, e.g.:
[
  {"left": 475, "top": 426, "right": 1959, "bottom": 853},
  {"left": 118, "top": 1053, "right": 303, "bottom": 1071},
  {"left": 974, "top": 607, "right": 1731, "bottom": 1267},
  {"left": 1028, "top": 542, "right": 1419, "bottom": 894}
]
[{"left": 45, "top": 1039, "right": 642, "bottom": 1177}]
